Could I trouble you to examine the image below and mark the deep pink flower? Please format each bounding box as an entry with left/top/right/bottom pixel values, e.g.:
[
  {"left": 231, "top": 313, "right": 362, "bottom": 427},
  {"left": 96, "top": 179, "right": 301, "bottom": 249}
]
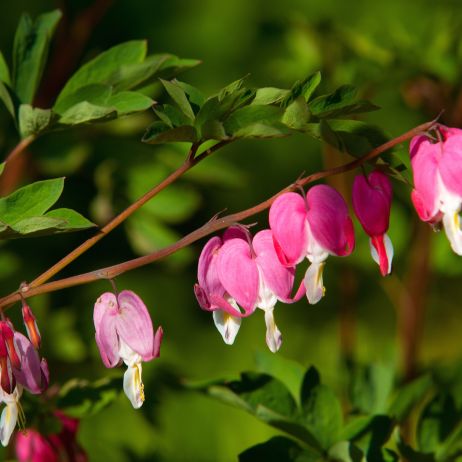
[
  {"left": 21, "top": 303, "right": 41, "bottom": 350},
  {"left": 269, "top": 185, "right": 355, "bottom": 304},
  {"left": 15, "top": 411, "right": 87, "bottom": 462},
  {"left": 410, "top": 126, "right": 462, "bottom": 254},
  {"left": 195, "top": 228, "right": 303, "bottom": 350},
  {"left": 352, "top": 171, "right": 393, "bottom": 276},
  {"left": 93, "top": 290, "right": 163, "bottom": 408}
]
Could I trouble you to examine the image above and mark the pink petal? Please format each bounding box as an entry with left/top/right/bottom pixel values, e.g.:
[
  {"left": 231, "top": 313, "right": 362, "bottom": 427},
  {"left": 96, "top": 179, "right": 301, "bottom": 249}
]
[
  {"left": 370, "top": 234, "right": 393, "bottom": 276},
  {"left": 223, "top": 226, "right": 248, "bottom": 241},
  {"left": 152, "top": 326, "right": 163, "bottom": 358},
  {"left": 410, "top": 136, "right": 440, "bottom": 221},
  {"left": 269, "top": 192, "right": 308, "bottom": 266},
  {"left": 197, "top": 236, "right": 225, "bottom": 303},
  {"left": 15, "top": 430, "right": 58, "bottom": 462},
  {"left": 94, "top": 293, "right": 120, "bottom": 368},
  {"left": 253, "top": 230, "right": 295, "bottom": 302},
  {"left": 352, "top": 171, "right": 392, "bottom": 237},
  {"left": 306, "top": 185, "right": 355, "bottom": 256},
  {"left": 216, "top": 238, "right": 259, "bottom": 314},
  {"left": 439, "top": 132, "right": 462, "bottom": 197},
  {"left": 115, "top": 290, "right": 155, "bottom": 362},
  {"left": 13, "top": 333, "right": 47, "bottom": 394}
]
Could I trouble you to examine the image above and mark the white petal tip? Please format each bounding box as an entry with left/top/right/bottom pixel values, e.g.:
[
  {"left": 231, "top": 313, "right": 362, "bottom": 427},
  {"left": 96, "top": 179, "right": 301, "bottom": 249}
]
[{"left": 213, "top": 310, "right": 241, "bottom": 345}]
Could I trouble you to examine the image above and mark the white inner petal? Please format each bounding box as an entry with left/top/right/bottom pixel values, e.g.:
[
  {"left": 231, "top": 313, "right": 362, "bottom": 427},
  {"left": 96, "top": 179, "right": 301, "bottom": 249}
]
[
  {"left": 305, "top": 221, "right": 329, "bottom": 263},
  {"left": 213, "top": 307, "right": 241, "bottom": 345},
  {"left": 256, "top": 268, "right": 277, "bottom": 311},
  {"left": 369, "top": 233, "right": 394, "bottom": 274},
  {"left": 123, "top": 362, "right": 145, "bottom": 409},
  {"left": 263, "top": 307, "right": 282, "bottom": 353},
  {"left": 304, "top": 261, "right": 326, "bottom": 304},
  {"left": 119, "top": 338, "right": 142, "bottom": 367}
]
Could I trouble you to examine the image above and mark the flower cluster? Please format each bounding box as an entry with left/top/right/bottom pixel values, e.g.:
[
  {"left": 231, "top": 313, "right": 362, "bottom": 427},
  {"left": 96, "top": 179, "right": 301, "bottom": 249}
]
[
  {"left": 93, "top": 290, "right": 163, "bottom": 409},
  {"left": 195, "top": 180, "right": 394, "bottom": 350},
  {"left": 0, "top": 301, "right": 48, "bottom": 446}
]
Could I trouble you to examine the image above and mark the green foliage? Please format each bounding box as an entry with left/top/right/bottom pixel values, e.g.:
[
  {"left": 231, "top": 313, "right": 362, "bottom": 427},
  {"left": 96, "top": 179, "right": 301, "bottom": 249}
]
[
  {"left": 192, "top": 359, "right": 462, "bottom": 462},
  {"left": 12, "top": 9, "right": 61, "bottom": 104},
  {"left": 57, "top": 377, "right": 121, "bottom": 418},
  {"left": 0, "top": 178, "right": 95, "bottom": 238}
]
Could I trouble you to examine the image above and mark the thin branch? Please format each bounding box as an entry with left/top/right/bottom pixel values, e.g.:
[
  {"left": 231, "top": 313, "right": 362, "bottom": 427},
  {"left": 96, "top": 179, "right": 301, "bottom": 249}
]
[
  {"left": 3, "top": 136, "right": 35, "bottom": 164},
  {"left": 0, "top": 119, "right": 435, "bottom": 310},
  {"left": 29, "top": 140, "right": 223, "bottom": 288}
]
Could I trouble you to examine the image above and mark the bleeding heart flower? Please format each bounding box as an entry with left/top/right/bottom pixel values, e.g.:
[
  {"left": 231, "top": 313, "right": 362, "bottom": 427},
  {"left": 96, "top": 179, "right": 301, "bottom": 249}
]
[
  {"left": 352, "top": 170, "right": 393, "bottom": 275},
  {"left": 270, "top": 184, "right": 355, "bottom": 304},
  {"left": 93, "top": 290, "right": 163, "bottom": 409},
  {"left": 410, "top": 126, "right": 462, "bottom": 254}
]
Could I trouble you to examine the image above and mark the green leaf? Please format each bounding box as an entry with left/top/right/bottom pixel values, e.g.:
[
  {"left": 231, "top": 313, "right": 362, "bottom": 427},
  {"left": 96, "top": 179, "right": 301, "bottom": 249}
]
[
  {"left": 300, "top": 367, "right": 343, "bottom": 449},
  {"left": 239, "top": 436, "right": 318, "bottom": 462},
  {"left": 155, "top": 104, "right": 192, "bottom": 127},
  {"left": 284, "top": 72, "right": 322, "bottom": 106},
  {"left": 45, "top": 208, "right": 96, "bottom": 230},
  {"left": 106, "top": 91, "right": 153, "bottom": 115},
  {"left": 142, "top": 121, "right": 197, "bottom": 144},
  {"left": 9, "top": 216, "right": 65, "bottom": 235},
  {"left": 318, "top": 120, "right": 389, "bottom": 158},
  {"left": 55, "top": 41, "right": 147, "bottom": 106},
  {"left": 53, "top": 84, "right": 112, "bottom": 114},
  {"left": 57, "top": 377, "right": 121, "bottom": 418},
  {"left": 255, "top": 350, "right": 305, "bottom": 403},
  {"left": 252, "top": 87, "right": 289, "bottom": 105},
  {"left": 224, "top": 104, "right": 290, "bottom": 138},
  {"left": 396, "top": 433, "right": 435, "bottom": 462},
  {"left": 218, "top": 75, "right": 250, "bottom": 101},
  {"left": 309, "top": 85, "right": 379, "bottom": 119},
  {"left": 348, "top": 363, "right": 394, "bottom": 415},
  {"left": 160, "top": 79, "right": 195, "bottom": 121},
  {"left": 0, "top": 178, "right": 64, "bottom": 225},
  {"left": 154, "top": 55, "right": 202, "bottom": 80},
  {"left": 0, "top": 51, "right": 11, "bottom": 85},
  {"left": 58, "top": 102, "right": 116, "bottom": 125},
  {"left": 328, "top": 441, "right": 365, "bottom": 462},
  {"left": 12, "top": 10, "right": 62, "bottom": 103},
  {"left": 18, "top": 104, "right": 54, "bottom": 138},
  {"left": 282, "top": 96, "right": 310, "bottom": 129},
  {"left": 436, "top": 422, "right": 462, "bottom": 461},
  {"left": 177, "top": 81, "right": 206, "bottom": 107},
  {"left": 388, "top": 375, "right": 433, "bottom": 422},
  {"left": 0, "top": 81, "right": 15, "bottom": 119}
]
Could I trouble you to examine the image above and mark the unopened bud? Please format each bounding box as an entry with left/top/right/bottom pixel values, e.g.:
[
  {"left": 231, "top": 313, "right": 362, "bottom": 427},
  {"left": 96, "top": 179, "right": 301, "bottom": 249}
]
[{"left": 22, "top": 304, "right": 41, "bottom": 350}]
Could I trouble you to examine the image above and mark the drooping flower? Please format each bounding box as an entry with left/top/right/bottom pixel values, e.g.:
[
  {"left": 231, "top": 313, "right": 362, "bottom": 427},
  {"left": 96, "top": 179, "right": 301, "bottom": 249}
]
[
  {"left": 352, "top": 170, "right": 393, "bottom": 275},
  {"left": 269, "top": 184, "right": 355, "bottom": 304},
  {"left": 195, "top": 227, "right": 303, "bottom": 351},
  {"left": 194, "top": 227, "right": 251, "bottom": 345},
  {"left": 15, "top": 410, "right": 87, "bottom": 462},
  {"left": 93, "top": 290, "right": 163, "bottom": 409},
  {"left": 410, "top": 126, "right": 462, "bottom": 254}
]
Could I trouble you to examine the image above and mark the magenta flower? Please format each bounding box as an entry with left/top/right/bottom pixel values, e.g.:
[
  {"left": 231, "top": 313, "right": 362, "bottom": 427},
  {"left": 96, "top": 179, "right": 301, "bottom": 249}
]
[
  {"left": 21, "top": 303, "right": 41, "bottom": 350},
  {"left": 410, "top": 126, "right": 462, "bottom": 254},
  {"left": 352, "top": 171, "right": 393, "bottom": 276},
  {"left": 15, "top": 410, "right": 87, "bottom": 462},
  {"left": 195, "top": 227, "right": 302, "bottom": 351},
  {"left": 269, "top": 185, "right": 355, "bottom": 304},
  {"left": 93, "top": 290, "right": 163, "bottom": 408}
]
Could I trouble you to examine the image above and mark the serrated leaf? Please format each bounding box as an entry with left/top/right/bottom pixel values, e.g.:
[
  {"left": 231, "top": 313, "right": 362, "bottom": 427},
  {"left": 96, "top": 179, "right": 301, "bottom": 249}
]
[
  {"left": 309, "top": 85, "right": 379, "bottom": 118},
  {"left": 58, "top": 101, "right": 116, "bottom": 125},
  {"left": 0, "top": 177, "right": 64, "bottom": 225},
  {"left": 106, "top": 91, "right": 153, "bottom": 115},
  {"left": 160, "top": 79, "right": 195, "bottom": 121},
  {"left": 300, "top": 366, "right": 343, "bottom": 450},
  {"left": 12, "top": 9, "right": 62, "bottom": 103},
  {"left": 56, "top": 41, "right": 147, "bottom": 106},
  {"left": 142, "top": 121, "right": 197, "bottom": 143},
  {"left": 0, "top": 81, "right": 15, "bottom": 119},
  {"left": 0, "top": 51, "right": 11, "bottom": 85},
  {"left": 218, "top": 75, "right": 250, "bottom": 101},
  {"left": 56, "top": 377, "right": 121, "bottom": 418},
  {"left": 53, "top": 84, "right": 112, "bottom": 114},
  {"left": 19, "top": 104, "right": 54, "bottom": 138},
  {"left": 388, "top": 375, "right": 433, "bottom": 422},
  {"left": 284, "top": 72, "right": 322, "bottom": 107}
]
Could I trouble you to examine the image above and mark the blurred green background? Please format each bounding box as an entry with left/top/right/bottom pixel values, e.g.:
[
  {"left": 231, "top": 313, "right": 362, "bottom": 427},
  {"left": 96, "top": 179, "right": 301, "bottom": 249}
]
[{"left": 1, "top": 0, "right": 462, "bottom": 460}]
